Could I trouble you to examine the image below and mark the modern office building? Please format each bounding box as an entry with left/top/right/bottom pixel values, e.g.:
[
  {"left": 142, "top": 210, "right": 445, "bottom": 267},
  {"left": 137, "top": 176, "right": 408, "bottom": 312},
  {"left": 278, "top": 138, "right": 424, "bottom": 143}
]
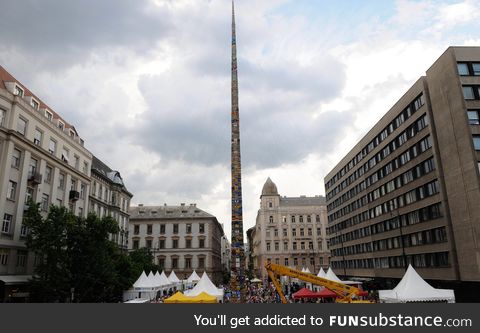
[
  {"left": 324, "top": 47, "right": 480, "bottom": 299},
  {"left": 128, "top": 204, "right": 224, "bottom": 284},
  {"left": 251, "top": 178, "right": 329, "bottom": 279},
  {"left": 89, "top": 156, "right": 133, "bottom": 250},
  {"left": 0, "top": 65, "right": 92, "bottom": 300}
]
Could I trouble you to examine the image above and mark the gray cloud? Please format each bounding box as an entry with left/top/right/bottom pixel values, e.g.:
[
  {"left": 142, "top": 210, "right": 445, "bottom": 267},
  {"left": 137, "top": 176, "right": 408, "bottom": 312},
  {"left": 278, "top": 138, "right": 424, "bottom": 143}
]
[{"left": 0, "top": 0, "right": 171, "bottom": 70}]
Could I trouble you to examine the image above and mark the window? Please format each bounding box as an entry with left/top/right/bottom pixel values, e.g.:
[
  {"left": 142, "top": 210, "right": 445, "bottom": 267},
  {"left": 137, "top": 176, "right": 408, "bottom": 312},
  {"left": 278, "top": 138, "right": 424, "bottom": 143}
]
[
  {"left": 474, "top": 136, "right": 480, "bottom": 151},
  {"left": 58, "top": 173, "right": 65, "bottom": 190},
  {"left": 14, "top": 85, "right": 24, "bottom": 97},
  {"left": 58, "top": 121, "right": 65, "bottom": 131},
  {"left": 7, "top": 181, "right": 17, "bottom": 200},
  {"left": 293, "top": 258, "right": 298, "bottom": 266},
  {"left": 31, "top": 99, "right": 39, "bottom": 110},
  {"left": 269, "top": 216, "right": 273, "bottom": 223},
  {"left": 41, "top": 194, "right": 49, "bottom": 212},
  {"left": 300, "top": 228, "right": 304, "bottom": 236},
  {"left": 186, "top": 224, "right": 192, "bottom": 234},
  {"left": 44, "top": 166, "right": 52, "bottom": 184},
  {"left": 463, "top": 86, "right": 475, "bottom": 100},
  {"left": 146, "top": 239, "right": 152, "bottom": 249},
  {"left": 310, "top": 257, "right": 315, "bottom": 266},
  {"left": 80, "top": 183, "right": 86, "bottom": 199},
  {"left": 172, "top": 239, "right": 179, "bottom": 249},
  {"left": 301, "top": 242, "right": 305, "bottom": 250},
  {"left": 185, "top": 257, "right": 192, "bottom": 269},
  {"left": 17, "top": 117, "right": 27, "bottom": 135},
  {"left": 159, "top": 239, "right": 165, "bottom": 249},
  {"left": 274, "top": 242, "right": 279, "bottom": 251},
  {"left": 16, "top": 250, "right": 27, "bottom": 267},
  {"left": 199, "top": 223, "right": 205, "bottom": 233},
  {"left": 2, "top": 214, "right": 12, "bottom": 233},
  {"left": 0, "top": 249, "right": 9, "bottom": 266},
  {"left": 28, "top": 158, "right": 38, "bottom": 178},
  {"left": 62, "top": 148, "right": 69, "bottom": 163},
  {"left": 457, "top": 62, "right": 469, "bottom": 75},
  {"left": 292, "top": 228, "right": 297, "bottom": 237},
  {"left": 0, "top": 109, "right": 5, "bottom": 126},
  {"left": 293, "top": 242, "right": 297, "bottom": 250},
  {"left": 473, "top": 63, "right": 480, "bottom": 76},
  {"left": 147, "top": 224, "right": 152, "bottom": 235},
  {"left": 283, "top": 242, "right": 288, "bottom": 250},
  {"left": 132, "top": 240, "right": 139, "bottom": 249},
  {"left": 317, "top": 228, "right": 321, "bottom": 236},
  {"left": 186, "top": 239, "right": 192, "bottom": 248},
  {"left": 34, "top": 128, "right": 42, "bottom": 145},
  {"left": 307, "top": 215, "right": 311, "bottom": 223},
  {"left": 83, "top": 162, "right": 89, "bottom": 174},
  {"left": 468, "top": 110, "right": 480, "bottom": 125},
  {"left": 283, "top": 228, "right": 287, "bottom": 237},
  {"left": 70, "top": 179, "right": 76, "bottom": 191},
  {"left": 299, "top": 216, "right": 304, "bottom": 223},
  {"left": 309, "top": 242, "right": 314, "bottom": 250},
  {"left": 316, "top": 215, "right": 320, "bottom": 223},
  {"left": 134, "top": 225, "right": 140, "bottom": 235},
  {"left": 160, "top": 224, "right": 165, "bottom": 234},
  {"left": 274, "top": 229, "right": 278, "bottom": 237},
  {"left": 307, "top": 228, "right": 312, "bottom": 236},
  {"left": 158, "top": 258, "right": 165, "bottom": 269},
  {"left": 199, "top": 239, "right": 205, "bottom": 248},
  {"left": 198, "top": 257, "right": 205, "bottom": 268},
  {"left": 291, "top": 216, "right": 296, "bottom": 223},
  {"left": 266, "top": 243, "right": 271, "bottom": 251},
  {"left": 172, "top": 258, "right": 178, "bottom": 269},
  {"left": 45, "top": 110, "right": 53, "bottom": 121},
  {"left": 12, "top": 149, "right": 21, "bottom": 168},
  {"left": 25, "top": 187, "right": 33, "bottom": 204},
  {"left": 268, "top": 202, "right": 272, "bottom": 208},
  {"left": 284, "top": 258, "right": 289, "bottom": 266},
  {"left": 173, "top": 224, "right": 179, "bottom": 234},
  {"left": 49, "top": 139, "right": 56, "bottom": 154},
  {"left": 74, "top": 155, "right": 80, "bottom": 170}
]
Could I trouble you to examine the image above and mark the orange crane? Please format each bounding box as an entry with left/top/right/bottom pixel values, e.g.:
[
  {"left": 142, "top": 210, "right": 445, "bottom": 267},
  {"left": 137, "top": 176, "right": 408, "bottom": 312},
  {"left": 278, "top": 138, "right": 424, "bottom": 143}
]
[{"left": 265, "top": 262, "right": 370, "bottom": 303}]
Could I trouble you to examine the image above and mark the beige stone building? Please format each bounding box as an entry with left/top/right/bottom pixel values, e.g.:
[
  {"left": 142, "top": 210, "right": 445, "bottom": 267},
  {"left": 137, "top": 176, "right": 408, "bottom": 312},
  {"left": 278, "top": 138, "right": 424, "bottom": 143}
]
[
  {"left": 129, "top": 204, "right": 224, "bottom": 284},
  {"left": 251, "top": 178, "right": 329, "bottom": 278},
  {"left": 324, "top": 47, "right": 480, "bottom": 299},
  {"left": 90, "top": 156, "right": 133, "bottom": 250},
  {"left": 0, "top": 66, "right": 92, "bottom": 299}
]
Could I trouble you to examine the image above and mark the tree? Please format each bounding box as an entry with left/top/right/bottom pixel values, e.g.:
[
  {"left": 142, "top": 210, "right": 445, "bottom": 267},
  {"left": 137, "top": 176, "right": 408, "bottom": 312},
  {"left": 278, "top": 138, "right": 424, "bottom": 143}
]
[{"left": 24, "top": 202, "right": 137, "bottom": 302}]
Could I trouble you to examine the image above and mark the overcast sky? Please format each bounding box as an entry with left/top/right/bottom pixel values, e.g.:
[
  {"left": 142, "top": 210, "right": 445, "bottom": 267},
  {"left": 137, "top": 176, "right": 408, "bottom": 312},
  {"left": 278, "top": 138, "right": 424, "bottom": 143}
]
[{"left": 1, "top": 0, "right": 479, "bottom": 239}]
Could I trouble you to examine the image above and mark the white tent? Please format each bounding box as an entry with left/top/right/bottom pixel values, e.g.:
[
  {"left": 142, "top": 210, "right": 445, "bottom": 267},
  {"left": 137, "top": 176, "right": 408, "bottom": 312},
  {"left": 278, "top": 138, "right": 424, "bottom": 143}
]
[
  {"left": 133, "top": 271, "right": 156, "bottom": 289},
  {"left": 153, "top": 271, "right": 172, "bottom": 288},
  {"left": 304, "top": 267, "right": 312, "bottom": 274},
  {"left": 168, "top": 270, "right": 181, "bottom": 284},
  {"left": 325, "top": 268, "right": 343, "bottom": 282},
  {"left": 184, "top": 272, "right": 223, "bottom": 300},
  {"left": 379, "top": 265, "right": 455, "bottom": 303},
  {"left": 317, "top": 268, "right": 326, "bottom": 278},
  {"left": 187, "top": 270, "right": 201, "bottom": 283}
]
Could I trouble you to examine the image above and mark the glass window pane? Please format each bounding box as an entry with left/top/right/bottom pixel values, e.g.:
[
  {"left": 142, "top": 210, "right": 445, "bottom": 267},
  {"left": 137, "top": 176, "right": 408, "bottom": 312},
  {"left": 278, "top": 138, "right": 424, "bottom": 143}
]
[
  {"left": 458, "top": 63, "right": 469, "bottom": 75},
  {"left": 467, "top": 110, "right": 480, "bottom": 125},
  {"left": 472, "top": 63, "right": 480, "bottom": 76},
  {"left": 463, "top": 86, "right": 475, "bottom": 100},
  {"left": 473, "top": 136, "right": 480, "bottom": 151}
]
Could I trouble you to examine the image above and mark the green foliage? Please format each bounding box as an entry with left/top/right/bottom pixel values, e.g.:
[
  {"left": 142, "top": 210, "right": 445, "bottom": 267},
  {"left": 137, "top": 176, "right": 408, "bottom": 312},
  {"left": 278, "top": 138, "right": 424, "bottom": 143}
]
[{"left": 23, "top": 202, "right": 140, "bottom": 302}]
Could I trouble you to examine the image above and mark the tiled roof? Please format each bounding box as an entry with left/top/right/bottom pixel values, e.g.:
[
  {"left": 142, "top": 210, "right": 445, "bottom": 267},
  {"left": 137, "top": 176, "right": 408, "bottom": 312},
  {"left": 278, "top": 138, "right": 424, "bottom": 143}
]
[
  {"left": 0, "top": 65, "right": 76, "bottom": 131},
  {"left": 129, "top": 205, "right": 215, "bottom": 220},
  {"left": 279, "top": 196, "right": 326, "bottom": 206}
]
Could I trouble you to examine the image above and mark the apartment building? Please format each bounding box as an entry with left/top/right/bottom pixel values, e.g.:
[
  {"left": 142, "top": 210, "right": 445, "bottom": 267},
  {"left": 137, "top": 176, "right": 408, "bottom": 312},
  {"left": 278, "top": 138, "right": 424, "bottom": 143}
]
[
  {"left": 324, "top": 47, "right": 480, "bottom": 298},
  {"left": 129, "top": 204, "right": 224, "bottom": 284},
  {"left": 89, "top": 156, "right": 133, "bottom": 250},
  {"left": 0, "top": 66, "right": 92, "bottom": 300},
  {"left": 251, "top": 178, "right": 329, "bottom": 279}
]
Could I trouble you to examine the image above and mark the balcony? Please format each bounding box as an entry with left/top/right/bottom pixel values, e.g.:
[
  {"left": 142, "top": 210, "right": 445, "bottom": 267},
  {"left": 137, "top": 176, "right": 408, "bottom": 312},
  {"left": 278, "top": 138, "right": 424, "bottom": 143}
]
[
  {"left": 28, "top": 172, "right": 42, "bottom": 186},
  {"left": 69, "top": 190, "right": 80, "bottom": 202}
]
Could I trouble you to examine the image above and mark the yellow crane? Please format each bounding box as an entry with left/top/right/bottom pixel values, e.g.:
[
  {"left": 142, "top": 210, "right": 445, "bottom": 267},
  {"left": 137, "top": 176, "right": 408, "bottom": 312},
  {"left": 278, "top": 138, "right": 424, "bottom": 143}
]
[{"left": 264, "top": 262, "right": 370, "bottom": 303}]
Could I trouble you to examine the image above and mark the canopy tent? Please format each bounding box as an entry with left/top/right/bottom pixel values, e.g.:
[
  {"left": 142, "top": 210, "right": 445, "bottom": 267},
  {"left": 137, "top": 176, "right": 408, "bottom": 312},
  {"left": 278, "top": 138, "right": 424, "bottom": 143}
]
[
  {"left": 133, "top": 271, "right": 156, "bottom": 290},
  {"left": 379, "top": 265, "right": 455, "bottom": 303},
  {"left": 303, "top": 267, "right": 312, "bottom": 274},
  {"left": 315, "top": 288, "right": 338, "bottom": 299},
  {"left": 292, "top": 288, "right": 318, "bottom": 299},
  {"left": 325, "top": 268, "right": 342, "bottom": 282},
  {"left": 187, "top": 270, "right": 201, "bottom": 283},
  {"left": 184, "top": 272, "right": 223, "bottom": 300},
  {"left": 317, "top": 268, "right": 326, "bottom": 278},
  {"left": 168, "top": 270, "right": 181, "bottom": 284},
  {"left": 164, "top": 291, "right": 217, "bottom": 304}
]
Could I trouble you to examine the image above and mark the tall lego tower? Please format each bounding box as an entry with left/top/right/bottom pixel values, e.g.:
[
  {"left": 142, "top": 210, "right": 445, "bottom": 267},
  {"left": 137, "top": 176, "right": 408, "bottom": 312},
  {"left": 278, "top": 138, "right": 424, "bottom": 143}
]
[{"left": 230, "top": 0, "right": 246, "bottom": 302}]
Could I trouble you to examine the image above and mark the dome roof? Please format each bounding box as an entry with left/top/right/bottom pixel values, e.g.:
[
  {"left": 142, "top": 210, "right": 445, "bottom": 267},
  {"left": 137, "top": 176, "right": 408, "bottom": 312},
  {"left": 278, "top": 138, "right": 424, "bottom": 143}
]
[{"left": 261, "top": 177, "right": 279, "bottom": 196}]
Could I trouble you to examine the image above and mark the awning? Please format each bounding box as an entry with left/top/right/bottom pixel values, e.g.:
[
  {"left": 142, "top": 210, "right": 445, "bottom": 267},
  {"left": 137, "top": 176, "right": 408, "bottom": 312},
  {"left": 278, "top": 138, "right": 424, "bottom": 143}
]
[{"left": 0, "top": 275, "right": 32, "bottom": 285}]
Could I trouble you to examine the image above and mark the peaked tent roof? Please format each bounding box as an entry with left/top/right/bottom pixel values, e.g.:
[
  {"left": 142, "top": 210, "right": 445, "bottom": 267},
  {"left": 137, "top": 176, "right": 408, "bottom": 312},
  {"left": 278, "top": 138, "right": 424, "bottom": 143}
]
[
  {"left": 184, "top": 272, "right": 223, "bottom": 297},
  {"left": 133, "top": 271, "right": 149, "bottom": 288},
  {"left": 168, "top": 270, "right": 181, "bottom": 283},
  {"left": 325, "top": 268, "right": 342, "bottom": 283},
  {"left": 157, "top": 271, "right": 173, "bottom": 287},
  {"left": 379, "top": 265, "right": 455, "bottom": 303},
  {"left": 315, "top": 288, "right": 337, "bottom": 298},
  {"left": 317, "top": 268, "right": 326, "bottom": 278},
  {"left": 304, "top": 267, "right": 312, "bottom": 274},
  {"left": 187, "top": 270, "right": 201, "bottom": 283}
]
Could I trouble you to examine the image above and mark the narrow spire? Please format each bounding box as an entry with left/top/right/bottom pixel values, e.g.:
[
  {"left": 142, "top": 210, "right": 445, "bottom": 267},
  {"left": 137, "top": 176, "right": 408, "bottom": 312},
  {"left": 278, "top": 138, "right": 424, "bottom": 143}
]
[{"left": 230, "top": 0, "right": 246, "bottom": 302}]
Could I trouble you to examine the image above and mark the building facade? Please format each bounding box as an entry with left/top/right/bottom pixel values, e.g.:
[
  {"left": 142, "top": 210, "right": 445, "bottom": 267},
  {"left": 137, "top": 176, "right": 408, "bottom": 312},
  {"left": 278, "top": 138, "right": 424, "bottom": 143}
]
[
  {"left": 252, "top": 178, "right": 329, "bottom": 279},
  {"left": 324, "top": 47, "right": 480, "bottom": 295},
  {"left": 89, "top": 156, "right": 132, "bottom": 250},
  {"left": 0, "top": 66, "right": 92, "bottom": 300},
  {"left": 129, "top": 204, "right": 224, "bottom": 284},
  {"left": 220, "top": 226, "right": 231, "bottom": 273}
]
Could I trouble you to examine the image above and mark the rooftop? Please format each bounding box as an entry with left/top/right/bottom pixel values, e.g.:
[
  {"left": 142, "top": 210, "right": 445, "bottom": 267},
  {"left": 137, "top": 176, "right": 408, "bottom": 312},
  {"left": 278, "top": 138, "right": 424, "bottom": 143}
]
[{"left": 129, "top": 204, "right": 215, "bottom": 220}]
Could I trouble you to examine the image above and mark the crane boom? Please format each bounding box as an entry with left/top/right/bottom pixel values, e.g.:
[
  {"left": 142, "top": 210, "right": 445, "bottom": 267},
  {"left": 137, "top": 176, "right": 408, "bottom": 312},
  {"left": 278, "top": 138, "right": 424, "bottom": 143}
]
[{"left": 264, "top": 262, "right": 365, "bottom": 303}]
